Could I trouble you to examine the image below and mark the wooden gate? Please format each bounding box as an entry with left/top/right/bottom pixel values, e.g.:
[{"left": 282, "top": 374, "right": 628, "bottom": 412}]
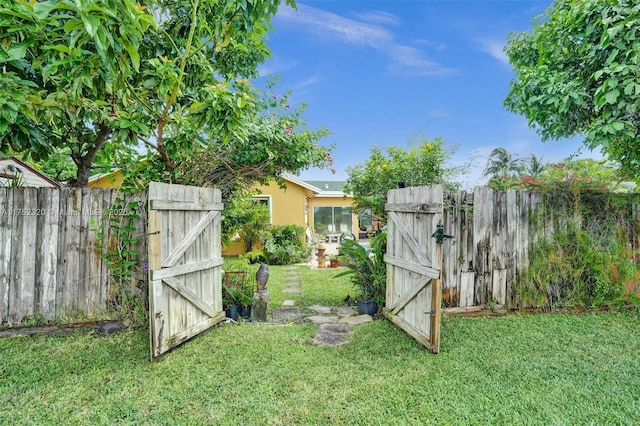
[
  {"left": 384, "top": 185, "right": 444, "bottom": 353},
  {"left": 148, "top": 182, "right": 225, "bottom": 359}
]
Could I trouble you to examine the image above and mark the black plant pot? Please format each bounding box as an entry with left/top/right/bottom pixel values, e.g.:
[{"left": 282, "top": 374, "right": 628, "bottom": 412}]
[
  {"left": 240, "top": 306, "right": 252, "bottom": 320},
  {"left": 226, "top": 305, "right": 239, "bottom": 321},
  {"left": 356, "top": 300, "right": 377, "bottom": 315}
]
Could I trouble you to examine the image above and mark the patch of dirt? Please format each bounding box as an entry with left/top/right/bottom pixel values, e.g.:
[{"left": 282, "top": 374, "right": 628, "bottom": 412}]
[{"left": 0, "top": 321, "right": 127, "bottom": 338}]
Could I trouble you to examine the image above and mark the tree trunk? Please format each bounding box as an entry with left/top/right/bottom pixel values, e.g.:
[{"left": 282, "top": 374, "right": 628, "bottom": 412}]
[
  {"left": 70, "top": 156, "right": 94, "bottom": 187},
  {"left": 68, "top": 124, "right": 112, "bottom": 187}
]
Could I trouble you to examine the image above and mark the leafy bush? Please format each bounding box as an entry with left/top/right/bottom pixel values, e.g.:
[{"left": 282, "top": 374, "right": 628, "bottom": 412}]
[
  {"left": 521, "top": 220, "right": 639, "bottom": 308},
  {"left": 222, "top": 256, "right": 258, "bottom": 308},
  {"left": 334, "top": 230, "right": 387, "bottom": 306},
  {"left": 262, "top": 225, "right": 309, "bottom": 265}
]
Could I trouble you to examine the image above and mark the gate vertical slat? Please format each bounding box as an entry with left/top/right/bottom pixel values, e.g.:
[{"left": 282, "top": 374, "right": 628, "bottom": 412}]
[{"left": 148, "top": 184, "right": 164, "bottom": 359}]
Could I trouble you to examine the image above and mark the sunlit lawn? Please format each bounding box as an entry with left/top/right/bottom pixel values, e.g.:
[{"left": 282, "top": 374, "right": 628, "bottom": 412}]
[{"left": 1, "top": 265, "right": 639, "bottom": 425}]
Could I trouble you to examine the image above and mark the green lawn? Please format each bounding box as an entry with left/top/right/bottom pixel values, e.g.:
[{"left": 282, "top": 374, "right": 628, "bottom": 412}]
[{"left": 1, "top": 266, "right": 639, "bottom": 425}]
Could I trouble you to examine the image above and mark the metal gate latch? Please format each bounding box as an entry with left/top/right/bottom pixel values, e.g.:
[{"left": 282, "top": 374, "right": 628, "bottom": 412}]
[{"left": 431, "top": 223, "right": 453, "bottom": 244}]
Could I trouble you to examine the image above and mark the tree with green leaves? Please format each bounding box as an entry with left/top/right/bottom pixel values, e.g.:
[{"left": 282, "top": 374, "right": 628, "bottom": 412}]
[
  {"left": 0, "top": 0, "right": 155, "bottom": 186},
  {"left": 344, "top": 136, "right": 460, "bottom": 220},
  {"left": 525, "top": 153, "right": 547, "bottom": 177},
  {"left": 521, "top": 158, "right": 634, "bottom": 194},
  {"left": 483, "top": 147, "right": 523, "bottom": 179},
  {"left": 0, "top": 0, "right": 323, "bottom": 187},
  {"left": 504, "top": 0, "right": 640, "bottom": 178}
]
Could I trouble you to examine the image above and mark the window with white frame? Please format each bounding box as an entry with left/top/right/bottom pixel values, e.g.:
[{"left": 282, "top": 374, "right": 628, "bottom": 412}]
[
  {"left": 251, "top": 196, "right": 272, "bottom": 223},
  {"left": 313, "top": 206, "right": 352, "bottom": 240}
]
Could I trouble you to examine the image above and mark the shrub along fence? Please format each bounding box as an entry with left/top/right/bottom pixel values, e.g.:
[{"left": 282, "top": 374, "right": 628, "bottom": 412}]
[
  {"left": 441, "top": 186, "right": 640, "bottom": 309},
  {"left": 0, "top": 187, "right": 147, "bottom": 325}
]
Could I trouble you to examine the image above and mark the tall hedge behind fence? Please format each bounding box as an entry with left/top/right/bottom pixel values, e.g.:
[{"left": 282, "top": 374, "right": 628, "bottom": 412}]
[
  {"left": 441, "top": 187, "right": 640, "bottom": 309},
  {"left": 0, "top": 187, "right": 147, "bottom": 325}
]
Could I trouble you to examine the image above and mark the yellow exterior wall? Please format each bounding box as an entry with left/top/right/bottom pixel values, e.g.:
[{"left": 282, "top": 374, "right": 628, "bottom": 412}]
[
  {"left": 253, "top": 180, "right": 312, "bottom": 227},
  {"left": 223, "top": 180, "right": 315, "bottom": 256},
  {"left": 87, "top": 170, "right": 358, "bottom": 254},
  {"left": 87, "top": 171, "right": 124, "bottom": 188}
]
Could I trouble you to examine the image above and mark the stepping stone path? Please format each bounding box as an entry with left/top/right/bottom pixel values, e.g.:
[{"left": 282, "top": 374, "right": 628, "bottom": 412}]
[
  {"left": 268, "top": 266, "right": 374, "bottom": 346},
  {"left": 313, "top": 324, "right": 351, "bottom": 346}
]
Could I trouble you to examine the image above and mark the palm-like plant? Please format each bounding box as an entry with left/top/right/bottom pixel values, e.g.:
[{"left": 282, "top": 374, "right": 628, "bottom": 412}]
[
  {"left": 334, "top": 231, "right": 387, "bottom": 305},
  {"left": 525, "top": 154, "right": 547, "bottom": 177},
  {"left": 483, "top": 147, "right": 523, "bottom": 179}
]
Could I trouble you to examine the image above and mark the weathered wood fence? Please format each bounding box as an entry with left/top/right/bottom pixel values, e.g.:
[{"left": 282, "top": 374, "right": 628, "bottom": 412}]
[
  {"left": 0, "top": 187, "right": 147, "bottom": 325},
  {"left": 441, "top": 187, "right": 640, "bottom": 309}
]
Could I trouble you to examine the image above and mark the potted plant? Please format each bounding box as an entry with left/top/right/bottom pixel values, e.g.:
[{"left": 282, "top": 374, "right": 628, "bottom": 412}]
[
  {"left": 333, "top": 230, "right": 387, "bottom": 315},
  {"left": 239, "top": 282, "right": 254, "bottom": 320},
  {"left": 223, "top": 285, "right": 241, "bottom": 321},
  {"left": 329, "top": 254, "right": 339, "bottom": 268}
]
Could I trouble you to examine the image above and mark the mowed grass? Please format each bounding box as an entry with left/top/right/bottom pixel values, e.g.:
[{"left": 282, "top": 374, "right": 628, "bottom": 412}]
[{"left": 1, "top": 266, "right": 639, "bottom": 425}]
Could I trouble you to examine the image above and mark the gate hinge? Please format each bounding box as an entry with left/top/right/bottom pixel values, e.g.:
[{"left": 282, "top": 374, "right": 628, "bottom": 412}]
[
  {"left": 424, "top": 310, "right": 436, "bottom": 316},
  {"left": 431, "top": 223, "right": 453, "bottom": 244}
]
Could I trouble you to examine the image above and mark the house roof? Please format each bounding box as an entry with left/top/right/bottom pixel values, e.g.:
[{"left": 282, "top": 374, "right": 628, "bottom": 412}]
[
  {"left": 302, "top": 180, "right": 351, "bottom": 197},
  {"left": 303, "top": 180, "right": 346, "bottom": 192},
  {"left": 0, "top": 156, "right": 60, "bottom": 188},
  {"left": 280, "top": 174, "right": 322, "bottom": 192}
]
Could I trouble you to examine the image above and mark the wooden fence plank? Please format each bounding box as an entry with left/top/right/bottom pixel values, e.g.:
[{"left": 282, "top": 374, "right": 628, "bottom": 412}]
[
  {"left": 36, "top": 188, "right": 59, "bottom": 318},
  {"left": 8, "top": 188, "right": 25, "bottom": 322},
  {"left": 459, "top": 271, "right": 474, "bottom": 307},
  {"left": 0, "top": 188, "right": 10, "bottom": 322}
]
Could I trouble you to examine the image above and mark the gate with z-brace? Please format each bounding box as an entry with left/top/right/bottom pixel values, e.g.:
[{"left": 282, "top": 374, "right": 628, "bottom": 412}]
[
  {"left": 384, "top": 185, "right": 449, "bottom": 354},
  {"left": 148, "top": 182, "right": 225, "bottom": 360}
]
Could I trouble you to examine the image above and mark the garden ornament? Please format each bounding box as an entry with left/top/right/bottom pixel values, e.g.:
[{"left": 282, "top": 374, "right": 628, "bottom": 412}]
[{"left": 256, "top": 263, "right": 269, "bottom": 292}]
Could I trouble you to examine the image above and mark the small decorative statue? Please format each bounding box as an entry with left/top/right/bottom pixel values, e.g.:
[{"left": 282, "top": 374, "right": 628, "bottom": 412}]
[{"left": 256, "top": 263, "right": 269, "bottom": 292}]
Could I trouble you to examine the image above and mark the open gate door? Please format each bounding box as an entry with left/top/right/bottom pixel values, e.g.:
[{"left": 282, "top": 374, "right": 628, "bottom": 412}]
[
  {"left": 384, "top": 185, "right": 444, "bottom": 353},
  {"left": 148, "top": 182, "right": 225, "bottom": 359}
]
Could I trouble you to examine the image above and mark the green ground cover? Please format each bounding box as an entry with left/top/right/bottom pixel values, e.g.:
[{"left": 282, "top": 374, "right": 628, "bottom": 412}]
[{"left": 1, "top": 266, "right": 639, "bottom": 425}]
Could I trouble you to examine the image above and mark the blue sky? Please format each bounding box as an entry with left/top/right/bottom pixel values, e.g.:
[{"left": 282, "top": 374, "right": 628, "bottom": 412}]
[{"left": 258, "top": 0, "right": 602, "bottom": 189}]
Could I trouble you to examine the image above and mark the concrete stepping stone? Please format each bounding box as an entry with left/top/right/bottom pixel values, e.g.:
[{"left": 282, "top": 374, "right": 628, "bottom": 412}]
[
  {"left": 309, "top": 305, "right": 332, "bottom": 314},
  {"left": 306, "top": 315, "right": 339, "bottom": 324},
  {"left": 283, "top": 287, "right": 302, "bottom": 293},
  {"left": 282, "top": 300, "right": 295, "bottom": 307},
  {"left": 312, "top": 323, "right": 352, "bottom": 346},
  {"left": 284, "top": 282, "right": 301, "bottom": 287},
  {"left": 339, "top": 314, "right": 373, "bottom": 325},
  {"left": 336, "top": 306, "right": 357, "bottom": 317},
  {"left": 271, "top": 308, "right": 303, "bottom": 323},
  {"left": 313, "top": 331, "right": 348, "bottom": 346}
]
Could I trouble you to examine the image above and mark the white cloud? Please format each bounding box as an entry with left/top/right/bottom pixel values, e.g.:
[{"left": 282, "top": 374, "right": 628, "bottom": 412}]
[
  {"left": 476, "top": 38, "right": 510, "bottom": 66},
  {"left": 276, "top": 4, "right": 455, "bottom": 76},
  {"left": 295, "top": 74, "right": 324, "bottom": 91},
  {"left": 353, "top": 10, "right": 401, "bottom": 26},
  {"left": 258, "top": 55, "right": 297, "bottom": 76},
  {"left": 415, "top": 39, "right": 447, "bottom": 51}
]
